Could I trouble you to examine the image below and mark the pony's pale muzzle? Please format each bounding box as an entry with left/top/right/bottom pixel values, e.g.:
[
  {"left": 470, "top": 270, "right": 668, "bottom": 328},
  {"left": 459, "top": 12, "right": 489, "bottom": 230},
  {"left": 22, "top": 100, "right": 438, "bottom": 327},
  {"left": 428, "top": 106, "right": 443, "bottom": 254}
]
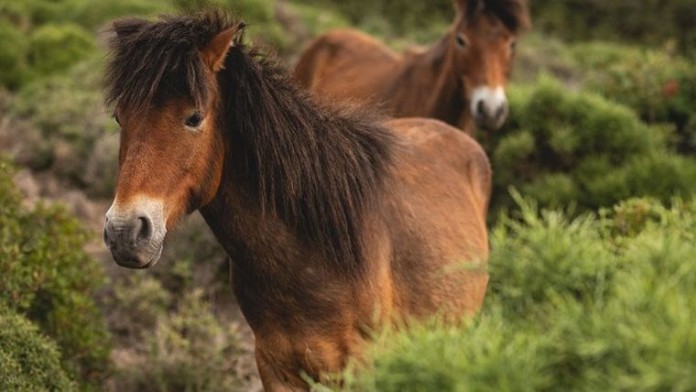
[
  {"left": 471, "top": 86, "right": 509, "bottom": 130},
  {"left": 103, "top": 198, "right": 166, "bottom": 269}
]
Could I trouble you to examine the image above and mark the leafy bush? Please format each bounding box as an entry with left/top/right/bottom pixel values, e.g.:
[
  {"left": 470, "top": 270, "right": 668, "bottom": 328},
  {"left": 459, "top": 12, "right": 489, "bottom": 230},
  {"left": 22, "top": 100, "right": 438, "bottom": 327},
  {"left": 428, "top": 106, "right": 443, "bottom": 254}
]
[
  {"left": 0, "top": 304, "right": 75, "bottom": 392},
  {"left": 343, "top": 197, "right": 696, "bottom": 391},
  {"left": 570, "top": 42, "right": 696, "bottom": 154},
  {"left": 112, "top": 289, "right": 250, "bottom": 392},
  {"left": 293, "top": 0, "right": 451, "bottom": 38},
  {"left": 11, "top": 57, "right": 119, "bottom": 196},
  {"left": 106, "top": 274, "right": 173, "bottom": 345},
  {"left": 483, "top": 76, "right": 696, "bottom": 216},
  {"left": 0, "top": 19, "right": 29, "bottom": 90},
  {"left": 530, "top": 0, "right": 696, "bottom": 58},
  {"left": 511, "top": 33, "right": 582, "bottom": 86},
  {"left": 26, "top": 23, "right": 96, "bottom": 78},
  {"left": 55, "top": 0, "right": 173, "bottom": 30},
  {"left": 0, "top": 158, "right": 111, "bottom": 386}
]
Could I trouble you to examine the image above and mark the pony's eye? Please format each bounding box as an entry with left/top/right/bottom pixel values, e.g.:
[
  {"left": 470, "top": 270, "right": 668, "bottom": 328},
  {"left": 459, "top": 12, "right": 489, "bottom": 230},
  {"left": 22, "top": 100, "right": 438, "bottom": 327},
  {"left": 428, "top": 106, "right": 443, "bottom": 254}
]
[
  {"left": 185, "top": 112, "right": 203, "bottom": 128},
  {"left": 113, "top": 113, "right": 121, "bottom": 125},
  {"left": 455, "top": 33, "right": 468, "bottom": 49}
]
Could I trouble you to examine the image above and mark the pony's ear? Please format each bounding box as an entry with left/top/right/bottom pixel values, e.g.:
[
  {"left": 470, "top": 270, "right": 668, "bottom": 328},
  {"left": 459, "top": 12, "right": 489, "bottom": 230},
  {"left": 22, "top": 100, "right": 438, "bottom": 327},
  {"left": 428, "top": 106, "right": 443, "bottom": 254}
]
[
  {"left": 201, "top": 22, "right": 246, "bottom": 72},
  {"left": 113, "top": 18, "right": 147, "bottom": 41}
]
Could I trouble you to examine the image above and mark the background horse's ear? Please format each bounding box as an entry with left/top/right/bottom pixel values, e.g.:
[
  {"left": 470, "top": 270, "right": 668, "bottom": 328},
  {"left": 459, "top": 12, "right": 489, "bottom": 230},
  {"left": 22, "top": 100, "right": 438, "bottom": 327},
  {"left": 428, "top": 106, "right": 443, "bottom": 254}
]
[
  {"left": 112, "top": 18, "right": 147, "bottom": 41},
  {"left": 454, "top": 0, "right": 482, "bottom": 19},
  {"left": 201, "top": 22, "right": 246, "bottom": 72}
]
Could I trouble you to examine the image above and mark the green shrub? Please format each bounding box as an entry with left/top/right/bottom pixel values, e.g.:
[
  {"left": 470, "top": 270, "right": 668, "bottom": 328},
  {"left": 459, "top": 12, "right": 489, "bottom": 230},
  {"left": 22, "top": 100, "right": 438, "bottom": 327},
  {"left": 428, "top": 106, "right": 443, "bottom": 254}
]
[
  {"left": 106, "top": 274, "right": 172, "bottom": 344},
  {"left": 12, "top": 56, "right": 119, "bottom": 196},
  {"left": 0, "top": 20, "right": 29, "bottom": 90},
  {"left": 339, "top": 314, "right": 551, "bottom": 392},
  {"left": 6, "top": 0, "right": 169, "bottom": 27},
  {"left": 530, "top": 0, "right": 696, "bottom": 58},
  {"left": 484, "top": 76, "right": 696, "bottom": 216},
  {"left": 343, "top": 197, "right": 696, "bottom": 391},
  {"left": 26, "top": 23, "right": 96, "bottom": 78},
  {"left": 486, "top": 194, "right": 614, "bottom": 320},
  {"left": 57, "top": 0, "right": 173, "bottom": 30},
  {"left": 169, "top": 0, "right": 290, "bottom": 51},
  {"left": 510, "top": 33, "right": 582, "bottom": 88},
  {"left": 151, "top": 214, "right": 229, "bottom": 297},
  {"left": 0, "top": 158, "right": 111, "bottom": 386},
  {"left": 0, "top": 304, "right": 75, "bottom": 392},
  {"left": 571, "top": 42, "right": 696, "bottom": 154},
  {"left": 293, "top": 0, "right": 451, "bottom": 38},
  {"left": 285, "top": 2, "right": 349, "bottom": 37},
  {"left": 112, "top": 289, "right": 250, "bottom": 391}
]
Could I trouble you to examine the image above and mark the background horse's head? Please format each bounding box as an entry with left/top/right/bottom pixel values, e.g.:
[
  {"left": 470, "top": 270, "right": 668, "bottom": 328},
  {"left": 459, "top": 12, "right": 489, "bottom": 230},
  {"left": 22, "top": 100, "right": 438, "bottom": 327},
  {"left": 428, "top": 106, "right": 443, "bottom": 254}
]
[
  {"left": 102, "top": 15, "right": 243, "bottom": 268},
  {"left": 451, "top": 0, "right": 530, "bottom": 130}
]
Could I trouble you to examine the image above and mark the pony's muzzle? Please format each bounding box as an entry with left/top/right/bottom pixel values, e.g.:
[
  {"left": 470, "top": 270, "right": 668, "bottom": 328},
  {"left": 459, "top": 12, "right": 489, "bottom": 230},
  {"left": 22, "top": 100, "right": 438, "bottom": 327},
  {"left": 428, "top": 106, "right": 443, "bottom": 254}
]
[
  {"left": 471, "top": 86, "right": 509, "bottom": 131},
  {"left": 103, "top": 199, "right": 166, "bottom": 269}
]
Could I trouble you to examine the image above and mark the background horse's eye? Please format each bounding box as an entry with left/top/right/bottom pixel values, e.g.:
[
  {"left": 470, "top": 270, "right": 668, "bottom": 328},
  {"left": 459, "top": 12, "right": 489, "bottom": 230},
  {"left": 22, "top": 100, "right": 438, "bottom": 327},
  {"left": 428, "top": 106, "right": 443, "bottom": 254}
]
[
  {"left": 455, "top": 33, "right": 468, "bottom": 49},
  {"left": 185, "top": 113, "right": 203, "bottom": 128},
  {"left": 510, "top": 40, "right": 517, "bottom": 53}
]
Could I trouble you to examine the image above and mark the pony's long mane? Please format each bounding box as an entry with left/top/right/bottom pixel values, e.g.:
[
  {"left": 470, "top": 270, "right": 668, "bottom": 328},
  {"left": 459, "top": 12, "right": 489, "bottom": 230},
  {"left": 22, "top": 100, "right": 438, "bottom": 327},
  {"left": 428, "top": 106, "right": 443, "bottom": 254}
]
[
  {"left": 467, "top": 0, "right": 531, "bottom": 33},
  {"left": 105, "top": 11, "right": 394, "bottom": 272}
]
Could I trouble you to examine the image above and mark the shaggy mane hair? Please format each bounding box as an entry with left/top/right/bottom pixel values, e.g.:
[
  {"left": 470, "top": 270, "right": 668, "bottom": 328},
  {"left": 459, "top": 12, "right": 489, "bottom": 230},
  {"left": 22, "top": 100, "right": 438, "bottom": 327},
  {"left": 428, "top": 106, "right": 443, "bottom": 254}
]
[
  {"left": 105, "top": 11, "right": 394, "bottom": 272},
  {"left": 466, "top": 0, "right": 531, "bottom": 33},
  {"left": 105, "top": 11, "right": 232, "bottom": 111}
]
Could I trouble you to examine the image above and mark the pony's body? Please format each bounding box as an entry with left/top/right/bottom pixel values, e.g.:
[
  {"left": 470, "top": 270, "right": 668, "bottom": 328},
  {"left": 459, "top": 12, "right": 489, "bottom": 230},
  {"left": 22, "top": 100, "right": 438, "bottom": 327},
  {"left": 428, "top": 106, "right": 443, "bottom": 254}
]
[
  {"left": 103, "top": 12, "right": 490, "bottom": 391},
  {"left": 295, "top": 0, "right": 530, "bottom": 134},
  {"left": 202, "top": 117, "right": 489, "bottom": 389}
]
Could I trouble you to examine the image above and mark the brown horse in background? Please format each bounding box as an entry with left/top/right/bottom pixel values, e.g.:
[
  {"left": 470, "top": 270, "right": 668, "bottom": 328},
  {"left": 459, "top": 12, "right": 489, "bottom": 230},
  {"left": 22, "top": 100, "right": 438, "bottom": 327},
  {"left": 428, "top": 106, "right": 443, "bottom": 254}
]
[
  {"left": 103, "top": 11, "right": 490, "bottom": 391},
  {"left": 294, "top": 0, "right": 530, "bottom": 134}
]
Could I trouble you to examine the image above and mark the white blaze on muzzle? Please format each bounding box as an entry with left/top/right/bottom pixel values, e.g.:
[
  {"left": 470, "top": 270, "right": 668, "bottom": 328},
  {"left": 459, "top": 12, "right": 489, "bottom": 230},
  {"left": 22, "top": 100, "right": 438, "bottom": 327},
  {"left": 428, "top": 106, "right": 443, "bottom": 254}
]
[{"left": 470, "top": 86, "right": 508, "bottom": 130}]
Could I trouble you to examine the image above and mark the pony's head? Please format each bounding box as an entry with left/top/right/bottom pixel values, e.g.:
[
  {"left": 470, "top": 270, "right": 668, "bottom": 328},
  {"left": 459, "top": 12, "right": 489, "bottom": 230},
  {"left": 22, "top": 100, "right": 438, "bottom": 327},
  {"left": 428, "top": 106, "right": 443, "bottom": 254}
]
[
  {"left": 451, "top": 0, "right": 529, "bottom": 130},
  {"left": 103, "top": 13, "right": 243, "bottom": 268}
]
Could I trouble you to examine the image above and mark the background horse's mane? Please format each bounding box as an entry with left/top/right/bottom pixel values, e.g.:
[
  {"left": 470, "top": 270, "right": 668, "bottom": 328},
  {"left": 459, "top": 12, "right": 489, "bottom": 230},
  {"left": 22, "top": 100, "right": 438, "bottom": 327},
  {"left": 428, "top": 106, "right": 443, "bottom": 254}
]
[
  {"left": 105, "top": 11, "right": 394, "bottom": 272},
  {"left": 466, "top": 0, "right": 531, "bottom": 33}
]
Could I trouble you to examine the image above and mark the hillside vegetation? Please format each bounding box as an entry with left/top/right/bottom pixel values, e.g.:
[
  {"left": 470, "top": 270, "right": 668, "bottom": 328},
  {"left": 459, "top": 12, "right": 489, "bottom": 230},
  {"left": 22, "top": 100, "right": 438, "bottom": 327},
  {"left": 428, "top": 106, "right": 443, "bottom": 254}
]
[
  {"left": 0, "top": 0, "right": 694, "bottom": 390},
  {"left": 341, "top": 197, "right": 696, "bottom": 391}
]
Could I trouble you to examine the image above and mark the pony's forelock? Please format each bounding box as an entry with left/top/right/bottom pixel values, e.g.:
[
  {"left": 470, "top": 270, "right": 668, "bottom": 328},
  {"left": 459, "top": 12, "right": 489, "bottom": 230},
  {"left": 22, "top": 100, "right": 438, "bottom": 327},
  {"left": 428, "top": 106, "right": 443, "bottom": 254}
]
[{"left": 105, "top": 10, "right": 243, "bottom": 111}]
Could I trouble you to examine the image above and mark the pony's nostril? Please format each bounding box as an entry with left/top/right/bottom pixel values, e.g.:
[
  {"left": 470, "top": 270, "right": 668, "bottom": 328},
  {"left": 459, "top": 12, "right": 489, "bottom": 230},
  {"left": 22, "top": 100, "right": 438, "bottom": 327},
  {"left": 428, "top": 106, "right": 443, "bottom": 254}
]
[
  {"left": 476, "top": 100, "right": 485, "bottom": 116},
  {"left": 103, "top": 227, "right": 113, "bottom": 247},
  {"left": 495, "top": 105, "right": 506, "bottom": 121},
  {"left": 136, "top": 216, "right": 153, "bottom": 242}
]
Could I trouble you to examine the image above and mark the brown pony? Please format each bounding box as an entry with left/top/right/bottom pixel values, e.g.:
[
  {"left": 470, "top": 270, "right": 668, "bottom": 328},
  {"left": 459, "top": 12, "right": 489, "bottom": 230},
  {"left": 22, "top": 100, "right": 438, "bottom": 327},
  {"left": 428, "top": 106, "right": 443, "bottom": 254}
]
[
  {"left": 294, "top": 0, "right": 530, "bottom": 134},
  {"left": 103, "top": 11, "right": 490, "bottom": 391}
]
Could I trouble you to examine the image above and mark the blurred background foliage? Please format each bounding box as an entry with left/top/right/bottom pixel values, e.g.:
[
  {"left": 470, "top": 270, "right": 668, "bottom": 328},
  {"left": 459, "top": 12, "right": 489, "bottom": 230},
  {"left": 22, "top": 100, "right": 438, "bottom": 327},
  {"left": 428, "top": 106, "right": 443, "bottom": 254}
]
[{"left": 0, "top": 0, "right": 694, "bottom": 390}]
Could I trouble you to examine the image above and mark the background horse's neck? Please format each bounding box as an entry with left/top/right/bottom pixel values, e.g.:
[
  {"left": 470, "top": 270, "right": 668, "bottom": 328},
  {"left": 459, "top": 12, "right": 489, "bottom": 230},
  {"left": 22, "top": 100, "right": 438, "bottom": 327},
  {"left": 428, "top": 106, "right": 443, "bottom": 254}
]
[{"left": 387, "top": 33, "right": 467, "bottom": 129}]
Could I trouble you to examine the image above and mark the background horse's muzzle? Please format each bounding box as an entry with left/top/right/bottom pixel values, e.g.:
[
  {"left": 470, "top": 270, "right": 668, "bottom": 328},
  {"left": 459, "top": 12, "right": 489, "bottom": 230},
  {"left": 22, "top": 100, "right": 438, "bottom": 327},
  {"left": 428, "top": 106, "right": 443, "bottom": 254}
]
[
  {"left": 471, "top": 86, "right": 509, "bottom": 131},
  {"left": 474, "top": 98, "right": 509, "bottom": 130}
]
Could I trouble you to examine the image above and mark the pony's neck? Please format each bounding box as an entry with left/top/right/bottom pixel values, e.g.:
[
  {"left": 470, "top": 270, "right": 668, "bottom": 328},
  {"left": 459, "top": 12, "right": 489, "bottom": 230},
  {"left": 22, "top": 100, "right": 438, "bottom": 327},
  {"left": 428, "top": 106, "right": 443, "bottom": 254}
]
[
  {"left": 389, "top": 32, "right": 467, "bottom": 128},
  {"left": 204, "top": 46, "right": 393, "bottom": 274}
]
